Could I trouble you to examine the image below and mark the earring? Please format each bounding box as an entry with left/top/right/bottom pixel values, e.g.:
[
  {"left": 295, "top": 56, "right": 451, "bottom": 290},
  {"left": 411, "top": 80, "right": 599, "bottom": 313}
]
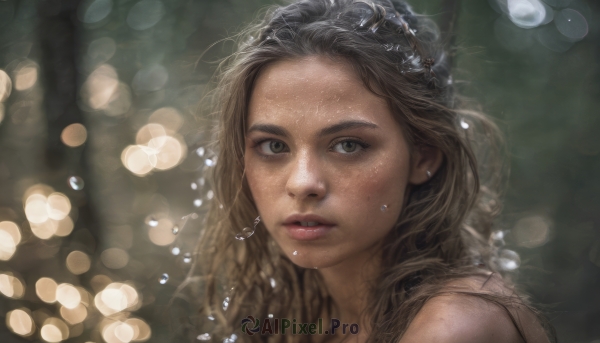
[{"left": 426, "top": 170, "right": 432, "bottom": 179}]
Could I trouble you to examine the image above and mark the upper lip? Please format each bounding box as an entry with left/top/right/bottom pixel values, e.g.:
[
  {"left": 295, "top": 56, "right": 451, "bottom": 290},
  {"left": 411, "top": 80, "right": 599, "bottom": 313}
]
[{"left": 283, "top": 214, "right": 336, "bottom": 226}]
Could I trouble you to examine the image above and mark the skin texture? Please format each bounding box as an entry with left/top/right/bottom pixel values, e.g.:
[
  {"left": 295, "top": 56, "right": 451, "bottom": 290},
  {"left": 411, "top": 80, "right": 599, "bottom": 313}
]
[
  {"left": 244, "top": 55, "right": 442, "bottom": 340},
  {"left": 243, "top": 56, "right": 546, "bottom": 343}
]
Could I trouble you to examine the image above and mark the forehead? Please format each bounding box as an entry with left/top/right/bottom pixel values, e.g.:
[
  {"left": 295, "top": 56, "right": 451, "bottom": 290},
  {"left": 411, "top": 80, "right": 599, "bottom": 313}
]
[{"left": 247, "top": 55, "right": 393, "bottom": 129}]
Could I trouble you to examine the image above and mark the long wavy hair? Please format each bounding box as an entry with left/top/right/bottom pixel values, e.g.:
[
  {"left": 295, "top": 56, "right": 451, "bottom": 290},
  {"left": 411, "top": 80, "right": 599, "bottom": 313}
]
[{"left": 175, "top": 0, "right": 555, "bottom": 342}]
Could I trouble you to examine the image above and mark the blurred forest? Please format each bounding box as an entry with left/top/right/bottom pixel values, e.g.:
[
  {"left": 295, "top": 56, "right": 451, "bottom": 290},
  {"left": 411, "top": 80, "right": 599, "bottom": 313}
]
[{"left": 0, "top": 0, "right": 598, "bottom": 342}]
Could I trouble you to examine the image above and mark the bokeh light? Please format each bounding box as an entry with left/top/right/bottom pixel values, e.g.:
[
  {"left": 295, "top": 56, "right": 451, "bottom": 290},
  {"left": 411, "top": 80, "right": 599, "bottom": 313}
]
[
  {"left": 36, "top": 277, "right": 58, "bottom": 303},
  {"left": 0, "top": 69, "right": 12, "bottom": 102},
  {"left": 95, "top": 282, "right": 139, "bottom": 316},
  {"left": 66, "top": 251, "right": 92, "bottom": 275},
  {"left": 101, "top": 248, "right": 130, "bottom": 269},
  {"left": 61, "top": 123, "right": 88, "bottom": 147},
  {"left": 14, "top": 61, "right": 38, "bottom": 91},
  {"left": 6, "top": 309, "right": 35, "bottom": 337},
  {"left": 0, "top": 273, "right": 25, "bottom": 299},
  {"left": 56, "top": 283, "right": 81, "bottom": 309},
  {"left": 40, "top": 317, "right": 69, "bottom": 342},
  {"left": 0, "top": 221, "right": 21, "bottom": 260}
]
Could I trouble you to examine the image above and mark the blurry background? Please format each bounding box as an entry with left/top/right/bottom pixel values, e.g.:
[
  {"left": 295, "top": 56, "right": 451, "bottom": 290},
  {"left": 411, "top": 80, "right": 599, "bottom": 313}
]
[{"left": 0, "top": 0, "right": 597, "bottom": 342}]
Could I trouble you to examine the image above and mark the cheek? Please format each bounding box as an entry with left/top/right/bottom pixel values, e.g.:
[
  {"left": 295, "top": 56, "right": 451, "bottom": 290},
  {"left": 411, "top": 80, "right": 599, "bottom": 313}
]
[{"left": 334, "top": 156, "right": 409, "bottom": 231}]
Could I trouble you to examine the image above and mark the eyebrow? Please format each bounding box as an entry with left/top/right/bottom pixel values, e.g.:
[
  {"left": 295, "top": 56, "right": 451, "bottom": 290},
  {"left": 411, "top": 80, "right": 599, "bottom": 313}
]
[{"left": 247, "top": 120, "right": 379, "bottom": 138}]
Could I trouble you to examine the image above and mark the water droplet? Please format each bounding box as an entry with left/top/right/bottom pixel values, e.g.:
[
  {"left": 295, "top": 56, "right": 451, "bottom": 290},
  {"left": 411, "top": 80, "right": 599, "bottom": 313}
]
[
  {"left": 183, "top": 253, "right": 192, "bottom": 263},
  {"left": 268, "top": 314, "right": 273, "bottom": 319},
  {"left": 460, "top": 119, "right": 470, "bottom": 129},
  {"left": 68, "top": 176, "right": 84, "bottom": 190},
  {"left": 555, "top": 8, "right": 588, "bottom": 40},
  {"left": 223, "top": 333, "right": 237, "bottom": 343},
  {"left": 205, "top": 158, "right": 215, "bottom": 167},
  {"left": 159, "top": 273, "right": 169, "bottom": 284},
  {"left": 206, "top": 190, "right": 214, "bottom": 200},
  {"left": 293, "top": 251, "right": 298, "bottom": 256},
  {"left": 191, "top": 182, "right": 198, "bottom": 190},
  {"left": 193, "top": 199, "right": 203, "bottom": 207},
  {"left": 172, "top": 225, "right": 180, "bottom": 235},
  {"left": 507, "top": 0, "right": 546, "bottom": 29},
  {"left": 497, "top": 249, "right": 521, "bottom": 271},
  {"left": 146, "top": 216, "right": 158, "bottom": 227},
  {"left": 222, "top": 297, "right": 230, "bottom": 311},
  {"left": 380, "top": 205, "right": 388, "bottom": 212},
  {"left": 196, "top": 147, "right": 205, "bottom": 157},
  {"left": 235, "top": 227, "right": 254, "bottom": 241},
  {"left": 197, "top": 333, "right": 211, "bottom": 341},
  {"left": 207, "top": 314, "right": 215, "bottom": 321},
  {"left": 269, "top": 278, "right": 276, "bottom": 289},
  {"left": 171, "top": 247, "right": 181, "bottom": 255}
]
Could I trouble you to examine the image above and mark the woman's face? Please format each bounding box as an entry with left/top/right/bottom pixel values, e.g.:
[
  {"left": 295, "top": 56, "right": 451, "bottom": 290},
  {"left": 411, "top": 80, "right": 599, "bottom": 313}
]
[{"left": 244, "top": 56, "right": 415, "bottom": 269}]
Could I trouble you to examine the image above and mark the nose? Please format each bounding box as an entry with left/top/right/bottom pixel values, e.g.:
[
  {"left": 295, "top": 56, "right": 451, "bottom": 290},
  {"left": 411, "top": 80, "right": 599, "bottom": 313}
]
[{"left": 285, "top": 150, "right": 327, "bottom": 201}]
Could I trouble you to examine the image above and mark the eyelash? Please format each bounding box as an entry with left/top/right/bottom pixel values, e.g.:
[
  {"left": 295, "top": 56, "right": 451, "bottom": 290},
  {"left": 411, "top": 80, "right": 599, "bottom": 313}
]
[{"left": 250, "top": 138, "right": 371, "bottom": 159}]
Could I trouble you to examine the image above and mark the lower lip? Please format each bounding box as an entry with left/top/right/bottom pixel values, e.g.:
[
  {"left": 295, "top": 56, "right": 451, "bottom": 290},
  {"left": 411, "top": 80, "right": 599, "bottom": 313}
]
[{"left": 284, "top": 224, "right": 335, "bottom": 241}]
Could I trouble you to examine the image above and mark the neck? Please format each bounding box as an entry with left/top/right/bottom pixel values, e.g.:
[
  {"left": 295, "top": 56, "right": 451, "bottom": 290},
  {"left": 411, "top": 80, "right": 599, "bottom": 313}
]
[{"left": 318, "top": 245, "right": 382, "bottom": 335}]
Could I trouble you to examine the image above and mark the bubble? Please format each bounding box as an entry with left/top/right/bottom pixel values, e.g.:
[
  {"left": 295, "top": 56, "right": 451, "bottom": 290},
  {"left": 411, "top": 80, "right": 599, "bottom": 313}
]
[
  {"left": 87, "top": 37, "right": 116, "bottom": 65},
  {"left": 460, "top": 119, "right": 470, "bottom": 129},
  {"left": 497, "top": 249, "right": 521, "bottom": 271},
  {"left": 222, "top": 296, "right": 230, "bottom": 311},
  {"left": 268, "top": 314, "right": 274, "bottom": 319},
  {"left": 507, "top": 0, "right": 546, "bottom": 28},
  {"left": 225, "top": 333, "right": 238, "bottom": 343},
  {"left": 77, "top": 0, "right": 112, "bottom": 23},
  {"left": 0, "top": 221, "right": 21, "bottom": 261},
  {"left": 68, "top": 176, "right": 85, "bottom": 190},
  {"left": 193, "top": 199, "right": 203, "bottom": 207},
  {"left": 554, "top": 8, "right": 588, "bottom": 40},
  {"left": 196, "top": 147, "right": 205, "bottom": 157},
  {"left": 490, "top": 230, "right": 505, "bottom": 247},
  {"left": 159, "top": 273, "right": 169, "bottom": 284},
  {"left": 183, "top": 253, "right": 192, "bottom": 263},
  {"left": 191, "top": 182, "right": 198, "bottom": 190},
  {"left": 171, "top": 247, "right": 180, "bottom": 255},
  {"left": 235, "top": 227, "right": 254, "bottom": 241},
  {"left": 380, "top": 205, "right": 388, "bottom": 212},
  {"left": 206, "top": 190, "right": 214, "bottom": 200},
  {"left": 145, "top": 216, "right": 158, "bottom": 227},
  {"left": 127, "top": 0, "right": 166, "bottom": 30},
  {"left": 293, "top": 251, "right": 298, "bottom": 256},
  {"left": 205, "top": 158, "right": 215, "bottom": 167},
  {"left": 207, "top": 315, "right": 215, "bottom": 321},
  {"left": 197, "top": 333, "right": 211, "bottom": 341},
  {"left": 269, "top": 278, "right": 276, "bottom": 289},
  {"left": 132, "top": 64, "right": 169, "bottom": 93},
  {"left": 172, "top": 225, "right": 180, "bottom": 235}
]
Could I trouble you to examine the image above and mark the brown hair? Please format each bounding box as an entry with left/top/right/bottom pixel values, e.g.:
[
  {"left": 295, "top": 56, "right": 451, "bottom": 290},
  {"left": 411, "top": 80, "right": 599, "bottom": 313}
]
[{"left": 177, "top": 0, "right": 556, "bottom": 342}]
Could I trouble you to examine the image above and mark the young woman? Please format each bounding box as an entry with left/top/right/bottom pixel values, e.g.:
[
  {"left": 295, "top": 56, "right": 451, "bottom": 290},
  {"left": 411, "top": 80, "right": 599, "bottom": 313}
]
[{"left": 186, "top": 0, "right": 556, "bottom": 342}]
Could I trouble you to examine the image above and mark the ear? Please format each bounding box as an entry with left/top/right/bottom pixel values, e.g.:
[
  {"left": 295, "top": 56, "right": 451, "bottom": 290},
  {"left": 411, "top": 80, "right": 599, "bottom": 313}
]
[{"left": 408, "top": 145, "right": 444, "bottom": 185}]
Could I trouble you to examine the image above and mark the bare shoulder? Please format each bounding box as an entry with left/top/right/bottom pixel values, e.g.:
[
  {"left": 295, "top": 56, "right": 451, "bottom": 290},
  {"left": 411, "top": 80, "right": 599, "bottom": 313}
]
[{"left": 399, "top": 274, "right": 551, "bottom": 343}]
